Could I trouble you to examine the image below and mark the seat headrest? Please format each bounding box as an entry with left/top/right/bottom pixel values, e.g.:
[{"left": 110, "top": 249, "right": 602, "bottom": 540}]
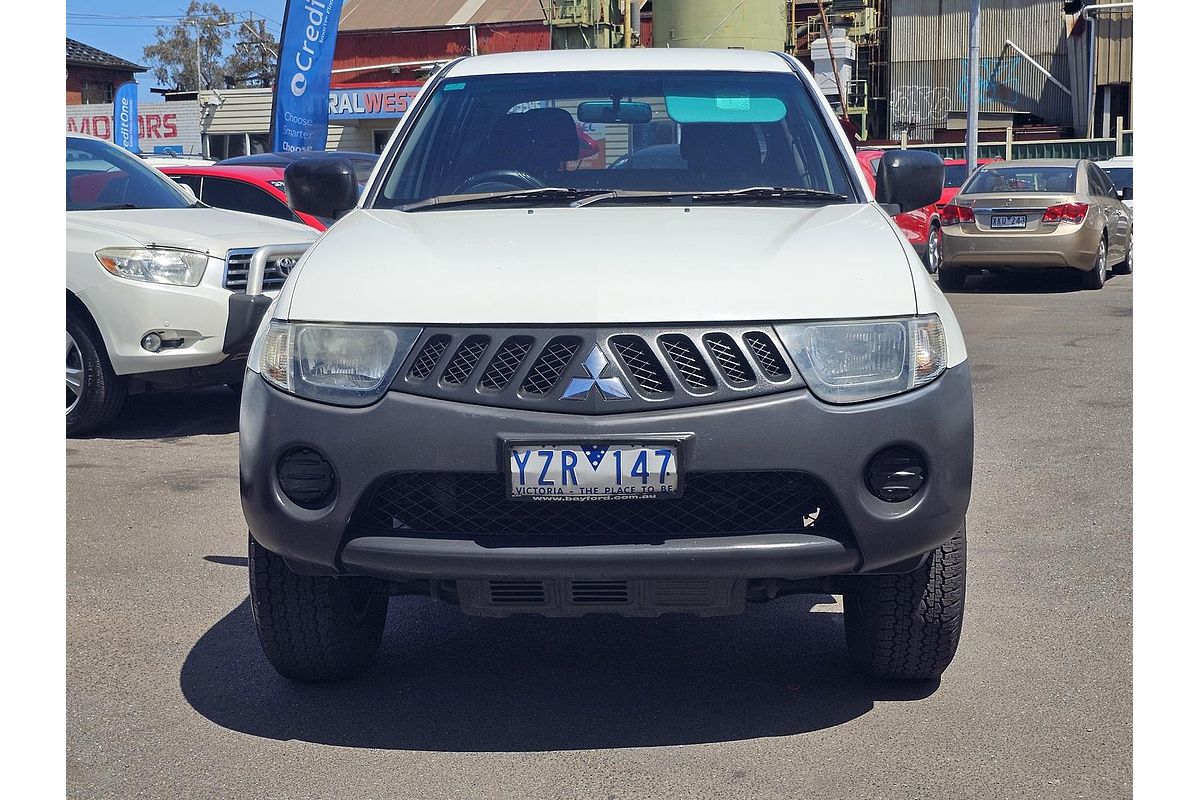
[{"left": 487, "top": 108, "right": 579, "bottom": 173}]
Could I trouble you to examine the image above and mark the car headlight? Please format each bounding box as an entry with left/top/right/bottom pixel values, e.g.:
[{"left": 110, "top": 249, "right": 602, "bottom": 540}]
[
  {"left": 96, "top": 247, "right": 208, "bottom": 287},
  {"left": 254, "top": 321, "right": 421, "bottom": 407},
  {"left": 777, "top": 314, "right": 946, "bottom": 404}
]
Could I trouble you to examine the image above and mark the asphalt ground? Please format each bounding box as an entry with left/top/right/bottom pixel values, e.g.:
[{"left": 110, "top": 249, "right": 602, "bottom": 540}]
[{"left": 66, "top": 270, "right": 1132, "bottom": 799}]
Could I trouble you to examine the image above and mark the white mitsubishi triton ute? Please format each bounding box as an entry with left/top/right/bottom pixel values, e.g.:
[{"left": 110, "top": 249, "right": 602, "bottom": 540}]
[{"left": 240, "top": 48, "right": 973, "bottom": 683}]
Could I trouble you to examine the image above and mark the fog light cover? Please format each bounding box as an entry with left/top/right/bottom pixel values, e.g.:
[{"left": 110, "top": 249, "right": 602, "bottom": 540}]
[
  {"left": 865, "top": 446, "right": 927, "bottom": 502},
  {"left": 277, "top": 447, "right": 337, "bottom": 509}
]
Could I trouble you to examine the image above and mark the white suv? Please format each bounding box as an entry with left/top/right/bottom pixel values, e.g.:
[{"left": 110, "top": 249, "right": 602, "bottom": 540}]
[
  {"left": 66, "top": 135, "right": 316, "bottom": 434},
  {"left": 240, "top": 49, "right": 973, "bottom": 683}
]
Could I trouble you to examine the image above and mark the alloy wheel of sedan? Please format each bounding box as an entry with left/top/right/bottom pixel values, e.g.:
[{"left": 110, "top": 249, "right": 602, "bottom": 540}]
[
  {"left": 66, "top": 330, "right": 84, "bottom": 415},
  {"left": 926, "top": 226, "right": 942, "bottom": 274}
]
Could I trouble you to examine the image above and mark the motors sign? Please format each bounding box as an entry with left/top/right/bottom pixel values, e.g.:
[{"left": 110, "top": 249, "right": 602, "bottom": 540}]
[
  {"left": 269, "top": 0, "right": 344, "bottom": 152},
  {"left": 66, "top": 101, "right": 201, "bottom": 154}
]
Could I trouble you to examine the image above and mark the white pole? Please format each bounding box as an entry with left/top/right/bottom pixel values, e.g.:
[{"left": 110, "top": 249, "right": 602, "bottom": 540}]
[{"left": 967, "top": 0, "right": 981, "bottom": 173}]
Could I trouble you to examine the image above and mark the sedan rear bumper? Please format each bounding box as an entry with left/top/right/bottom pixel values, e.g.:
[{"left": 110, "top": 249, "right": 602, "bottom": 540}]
[{"left": 941, "top": 223, "right": 1099, "bottom": 270}]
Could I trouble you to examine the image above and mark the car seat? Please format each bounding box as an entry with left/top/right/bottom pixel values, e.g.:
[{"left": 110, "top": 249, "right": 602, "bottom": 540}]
[
  {"left": 679, "top": 123, "right": 764, "bottom": 189},
  {"left": 485, "top": 108, "right": 580, "bottom": 180}
]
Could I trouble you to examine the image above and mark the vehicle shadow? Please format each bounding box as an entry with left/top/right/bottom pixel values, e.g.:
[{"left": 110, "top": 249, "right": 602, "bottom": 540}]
[
  {"left": 75, "top": 386, "right": 240, "bottom": 440},
  {"left": 944, "top": 269, "right": 1105, "bottom": 294},
  {"left": 180, "top": 592, "right": 938, "bottom": 752}
]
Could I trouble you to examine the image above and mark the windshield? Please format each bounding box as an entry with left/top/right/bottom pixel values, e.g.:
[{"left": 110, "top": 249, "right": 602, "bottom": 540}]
[
  {"left": 960, "top": 165, "right": 1078, "bottom": 195},
  {"left": 373, "top": 70, "right": 856, "bottom": 209},
  {"left": 67, "top": 137, "right": 192, "bottom": 211}
]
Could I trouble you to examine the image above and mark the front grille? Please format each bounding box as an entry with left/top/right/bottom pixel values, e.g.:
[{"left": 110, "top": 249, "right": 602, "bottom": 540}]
[
  {"left": 521, "top": 337, "right": 581, "bottom": 395},
  {"left": 658, "top": 334, "right": 716, "bottom": 392},
  {"left": 442, "top": 335, "right": 490, "bottom": 385},
  {"left": 744, "top": 332, "right": 790, "bottom": 380},
  {"left": 355, "top": 471, "right": 846, "bottom": 541},
  {"left": 610, "top": 336, "right": 671, "bottom": 395},
  {"left": 223, "top": 247, "right": 299, "bottom": 293},
  {"left": 408, "top": 335, "right": 450, "bottom": 380},
  {"left": 704, "top": 333, "right": 754, "bottom": 385},
  {"left": 395, "top": 326, "right": 804, "bottom": 414},
  {"left": 479, "top": 336, "right": 534, "bottom": 392}
]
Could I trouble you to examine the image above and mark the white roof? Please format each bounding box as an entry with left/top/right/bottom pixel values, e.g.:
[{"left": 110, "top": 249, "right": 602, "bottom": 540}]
[
  {"left": 1096, "top": 156, "right": 1132, "bottom": 166},
  {"left": 446, "top": 48, "right": 793, "bottom": 77}
]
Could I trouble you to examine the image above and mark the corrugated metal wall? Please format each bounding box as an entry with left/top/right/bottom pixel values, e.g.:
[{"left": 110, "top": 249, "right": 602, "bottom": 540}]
[
  {"left": 888, "top": 0, "right": 1073, "bottom": 136},
  {"left": 1095, "top": 8, "right": 1132, "bottom": 86}
]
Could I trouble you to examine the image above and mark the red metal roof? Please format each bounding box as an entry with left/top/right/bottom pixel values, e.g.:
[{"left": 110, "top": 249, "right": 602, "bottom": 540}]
[{"left": 340, "top": 0, "right": 547, "bottom": 32}]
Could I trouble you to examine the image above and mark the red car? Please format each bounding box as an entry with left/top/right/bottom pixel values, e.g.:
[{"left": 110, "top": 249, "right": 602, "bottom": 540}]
[
  {"left": 856, "top": 149, "right": 940, "bottom": 271},
  {"left": 939, "top": 157, "right": 1003, "bottom": 210},
  {"left": 159, "top": 164, "right": 331, "bottom": 231}
]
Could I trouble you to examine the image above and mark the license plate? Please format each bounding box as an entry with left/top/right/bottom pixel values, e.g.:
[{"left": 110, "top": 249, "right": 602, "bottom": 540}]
[
  {"left": 508, "top": 443, "right": 679, "bottom": 500},
  {"left": 990, "top": 214, "right": 1027, "bottom": 229}
]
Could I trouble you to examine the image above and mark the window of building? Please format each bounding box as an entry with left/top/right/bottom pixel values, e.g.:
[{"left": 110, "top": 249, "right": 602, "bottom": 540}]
[
  {"left": 81, "top": 81, "right": 114, "bottom": 104},
  {"left": 373, "top": 129, "right": 393, "bottom": 154}
]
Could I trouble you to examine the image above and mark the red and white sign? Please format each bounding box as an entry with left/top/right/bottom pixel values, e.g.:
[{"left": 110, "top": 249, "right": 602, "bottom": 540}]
[{"left": 66, "top": 101, "right": 202, "bottom": 154}]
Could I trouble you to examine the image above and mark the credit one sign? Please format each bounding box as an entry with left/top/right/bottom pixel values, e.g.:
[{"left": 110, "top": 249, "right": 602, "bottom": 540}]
[
  {"left": 328, "top": 85, "right": 422, "bottom": 120},
  {"left": 269, "top": 0, "right": 344, "bottom": 152},
  {"left": 113, "top": 82, "right": 139, "bottom": 153}
]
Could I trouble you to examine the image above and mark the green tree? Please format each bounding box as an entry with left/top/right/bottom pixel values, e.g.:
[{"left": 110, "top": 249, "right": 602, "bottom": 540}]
[
  {"left": 142, "top": 1, "right": 278, "bottom": 91},
  {"left": 223, "top": 18, "right": 279, "bottom": 89}
]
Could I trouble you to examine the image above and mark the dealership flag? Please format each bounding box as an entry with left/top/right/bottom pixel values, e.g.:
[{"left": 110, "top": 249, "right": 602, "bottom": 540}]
[
  {"left": 269, "top": 0, "right": 345, "bottom": 152},
  {"left": 113, "top": 81, "right": 139, "bottom": 153}
]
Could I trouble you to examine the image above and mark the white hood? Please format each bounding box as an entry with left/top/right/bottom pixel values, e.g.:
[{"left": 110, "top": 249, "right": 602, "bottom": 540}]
[
  {"left": 67, "top": 208, "right": 316, "bottom": 253},
  {"left": 283, "top": 204, "right": 917, "bottom": 324}
]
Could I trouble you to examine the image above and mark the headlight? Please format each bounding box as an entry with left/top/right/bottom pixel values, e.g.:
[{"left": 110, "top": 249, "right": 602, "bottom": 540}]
[
  {"left": 96, "top": 247, "right": 208, "bottom": 287},
  {"left": 777, "top": 314, "right": 946, "bottom": 404},
  {"left": 255, "top": 321, "right": 421, "bottom": 407}
]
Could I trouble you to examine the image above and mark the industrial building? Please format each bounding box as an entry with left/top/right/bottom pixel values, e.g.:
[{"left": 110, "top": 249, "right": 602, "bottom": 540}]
[{"left": 65, "top": 1, "right": 1134, "bottom": 157}]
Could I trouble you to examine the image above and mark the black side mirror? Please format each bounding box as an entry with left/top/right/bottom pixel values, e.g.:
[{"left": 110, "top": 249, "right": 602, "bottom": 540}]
[
  {"left": 1119, "top": 186, "right": 1132, "bottom": 200},
  {"left": 874, "top": 150, "right": 944, "bottom": 214},
  {"left": 284, "top": 157, "right": 358, "bottom": 220}
]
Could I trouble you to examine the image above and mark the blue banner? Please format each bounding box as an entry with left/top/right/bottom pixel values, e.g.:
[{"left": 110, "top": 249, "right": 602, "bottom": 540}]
[
  {"left": 269, "top": 0, "right": 344, "bottom": 152},
  {"left": 113, "top": 82, "right": 139, "bottom": 153}
]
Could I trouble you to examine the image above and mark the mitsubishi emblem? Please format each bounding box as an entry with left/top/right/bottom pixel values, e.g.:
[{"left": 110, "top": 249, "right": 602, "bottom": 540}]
[{"left": 560, "top": 346, "right": 631, "bottom": 401}]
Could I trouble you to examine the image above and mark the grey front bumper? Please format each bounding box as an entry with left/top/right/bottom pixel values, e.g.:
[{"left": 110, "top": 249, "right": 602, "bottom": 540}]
[{"left": 240, "top": 362, "right": 973, "bottom": 579}]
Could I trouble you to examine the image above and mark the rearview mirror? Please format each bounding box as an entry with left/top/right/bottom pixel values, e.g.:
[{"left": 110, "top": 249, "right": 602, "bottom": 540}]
[
  {"left": 1118, "top": 186, "right": 1132, "bottom": 200},
  {"left": 284, "top": 157, "right": 359, "bottom": 220},
  {"left": 874, "top": 150, "right": 944, "bottom": 214},
  {"left": 577, "top": 101, "right": 653, "bottom": 124}
]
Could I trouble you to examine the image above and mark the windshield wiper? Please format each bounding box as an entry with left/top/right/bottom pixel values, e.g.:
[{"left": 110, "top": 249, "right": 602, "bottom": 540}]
[
  {"left": 568, "top": 187, "right": 848, "bottom": 208},
  {"left": 687, "top": 187, "right": 848, "bottom": 204},
  {"left": 86, "top": 203, "right": 144, "bottom": 210},
  {"left": 401, "top": 188, "right": 610, "bottom": 212}
]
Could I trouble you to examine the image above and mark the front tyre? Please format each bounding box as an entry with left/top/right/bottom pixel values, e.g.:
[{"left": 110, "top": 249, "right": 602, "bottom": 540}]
[
  {"left": 248, "top": 533, "right": 389, "bottom": 682},
  {"left": 843, "top": 523, "right": 966, "bottom": 681},
  {"left": 67, "top": 309, "right": 127, "bottom": 437}
]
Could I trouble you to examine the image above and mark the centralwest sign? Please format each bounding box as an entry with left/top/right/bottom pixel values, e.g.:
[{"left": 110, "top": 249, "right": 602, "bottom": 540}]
[{"left": 328, "top": 85, "right": 423, "bottom": 120}]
